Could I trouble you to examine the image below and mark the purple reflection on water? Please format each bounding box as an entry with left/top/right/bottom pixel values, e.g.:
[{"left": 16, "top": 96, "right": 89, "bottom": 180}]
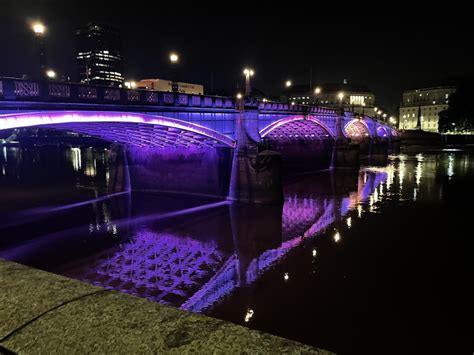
[{"left": 64, "top": 229, "right": 230, "bottom": 306}]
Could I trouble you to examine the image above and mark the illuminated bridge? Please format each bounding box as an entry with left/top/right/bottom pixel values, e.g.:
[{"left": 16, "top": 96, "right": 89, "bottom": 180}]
[{"left": 0, "top": 77, "right": 399, "bottom": 203}]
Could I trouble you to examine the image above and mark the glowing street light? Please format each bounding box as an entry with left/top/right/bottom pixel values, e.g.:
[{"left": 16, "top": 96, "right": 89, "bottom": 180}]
[
  {"left": 236, "top": 93, "right": 243, "bottom": 99},
  {"left": 314, "top": 87, "right": 321, "bottom": 95},
  {"left": 285, "top": 80, "right": 292, "bottom": 88},
  {"left": 45, "top": 69, "right": 56, "bottom": 79},
  {"left": 169, "top": 52, "right": 179, "bottom": 63},
  {"left": 124, "top": 81, "right": 136, "bottom": 89},
  {"left": 32, "top": 22, "right": 45, "bottom": 36},
  {"left": 243, "top": 68, "right": 254, "bottom": 77},
  {"left": 338, "top": 92, "right": 344, "bottom": 101},
  {"left": 377, "top": 110, "right": 382, "bottom": 115}
]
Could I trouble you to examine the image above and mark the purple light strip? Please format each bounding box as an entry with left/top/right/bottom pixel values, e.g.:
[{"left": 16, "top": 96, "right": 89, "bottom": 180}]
[{"left": 0, "top": 111, "right": 236, "bottom": 148}]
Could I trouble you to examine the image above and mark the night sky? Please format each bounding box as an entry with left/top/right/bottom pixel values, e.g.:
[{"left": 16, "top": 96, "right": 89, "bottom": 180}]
[{"left": 1, "top": 1, "right": 473, "bottom": 112}]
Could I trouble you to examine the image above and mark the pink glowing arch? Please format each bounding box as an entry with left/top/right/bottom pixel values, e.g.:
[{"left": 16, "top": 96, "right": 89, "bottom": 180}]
[
  {"left": 260, "top": 115, "right": 335, "bottom": 140},
  {"left": 344, "top": 119, "right": 371, "bottom": 139},
  {"left": 0, "top": 111, "right": 236, "bottom": 148}
]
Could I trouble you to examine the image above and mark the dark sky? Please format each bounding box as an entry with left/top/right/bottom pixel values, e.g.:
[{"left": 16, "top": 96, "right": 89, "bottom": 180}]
[{"left": 1, "top": 1, "right": 473, "bottom": 112}]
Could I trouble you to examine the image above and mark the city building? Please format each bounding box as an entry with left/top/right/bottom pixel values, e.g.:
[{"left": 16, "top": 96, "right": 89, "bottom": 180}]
[
  {"left": 283, "top": 82, "right": 376, "bottom": 115},
  {"left": 399, "top": 86, "right": 456, "bottom": 132},
  {"left": 75, "top": 23, "right": 124, "bottom": 86},
  {"left": 136, "top": 79, "right": 204, "bottom": 95}
]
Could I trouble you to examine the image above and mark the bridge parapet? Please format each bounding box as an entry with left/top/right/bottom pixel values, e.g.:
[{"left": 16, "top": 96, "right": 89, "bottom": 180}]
[
  {"left": 256, "top": 100, "right": 337, "bottom": 116},
  {"left": 0, "top": 77, "right": 235, "bottom": 110}
]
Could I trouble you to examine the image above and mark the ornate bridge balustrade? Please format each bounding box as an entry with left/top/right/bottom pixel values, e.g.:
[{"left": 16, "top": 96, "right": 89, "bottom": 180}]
[{"left": 0, "top": 77, "right": 235, "bottom": 110}]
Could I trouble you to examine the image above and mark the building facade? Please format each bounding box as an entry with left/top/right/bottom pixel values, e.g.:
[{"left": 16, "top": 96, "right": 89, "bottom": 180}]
[
  {"left": 399, "top": 86, "right": 456, "bottom": 132},
  {"left": 283, "top": 83, "right": 376, "bottom": 116},
  {"left": 75, "top": 23, "right": 124, "bottom": 86},
  {"left": 137, "top": 79, "right": 204, "bottom": 95}
]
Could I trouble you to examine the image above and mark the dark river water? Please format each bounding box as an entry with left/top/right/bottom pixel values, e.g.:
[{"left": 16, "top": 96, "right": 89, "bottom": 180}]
[{"left": 0, "top": 145, "right": 471, "bottom": 354}]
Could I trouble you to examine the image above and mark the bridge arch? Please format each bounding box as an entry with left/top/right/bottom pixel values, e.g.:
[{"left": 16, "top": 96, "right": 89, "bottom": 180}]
[
  {"left": 0, "top": 111, "right": 236, "bottom": 148},
  {"left": 344, "top": 119, "right": 371, "bottom": 140},
  {"left": 260, "top": 115, "right": 335, "bottom": 141},
  {"left": 376, "top": 125, "right": 390, "bottom": 138}
]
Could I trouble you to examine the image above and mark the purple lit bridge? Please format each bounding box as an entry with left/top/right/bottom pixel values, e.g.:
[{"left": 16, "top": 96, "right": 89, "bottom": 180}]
[{"left": 0, "top": 77, "right": 399, "bottom": 203}]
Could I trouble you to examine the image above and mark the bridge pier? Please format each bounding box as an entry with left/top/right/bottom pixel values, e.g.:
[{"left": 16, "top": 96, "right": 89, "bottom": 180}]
[
  {"left": 331, "top": 141, "right": 360, "bottom": 168},
  {"left": 228, "top": 112, "right": 284, "bottom": 204},
  {"left": 108, "top": 144, "right": 131, "bottom": 194},
  {"left": 109, "top": 145, "right": 233, "bottom": 199},
  {"left": 228, "top": 149, "right": 284, "bottom": 204},
  {"left": 331, "top": 111, "right": 360, "bottom": 168}
]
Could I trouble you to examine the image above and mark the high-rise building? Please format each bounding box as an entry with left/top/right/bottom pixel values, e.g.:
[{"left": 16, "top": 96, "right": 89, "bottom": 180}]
[
  {"left": 75, "top": 23, "right": 124, "bottom": 86},
  {"left": 399, "top": 86, "right": 456, "bottom": 132}
]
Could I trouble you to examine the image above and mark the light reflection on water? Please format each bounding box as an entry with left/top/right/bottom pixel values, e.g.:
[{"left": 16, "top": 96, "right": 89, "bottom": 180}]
[{"left": 0, "top": 147, "right": 473, "bottom": 353}]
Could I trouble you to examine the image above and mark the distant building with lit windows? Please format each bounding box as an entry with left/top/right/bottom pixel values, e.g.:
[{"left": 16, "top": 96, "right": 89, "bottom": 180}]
[
  {"left": 283, "top": 82, "right": 376, "bottom": 115},
  {"left": 75, "top": 23, "right": 124, "bottom": 86},
  {"left": 399, "top": 86, "right": 456, "bottom": 132}
]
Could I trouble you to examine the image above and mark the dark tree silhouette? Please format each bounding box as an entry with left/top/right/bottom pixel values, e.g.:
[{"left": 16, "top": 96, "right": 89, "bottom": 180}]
[{"left": 438, "top": 83, "right": 474, "bottom": 133}]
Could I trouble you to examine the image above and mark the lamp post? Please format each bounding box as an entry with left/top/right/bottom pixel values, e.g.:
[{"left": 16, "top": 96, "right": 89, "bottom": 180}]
[
  {"left": 169, "top": 52, "right": 179, "bottom": 92},
  {"left": 243, "top": 68, "right": 254, "bottom": 97},
  {"left": 31, "top": 22, "right": 47, "bottom": 79},
  {"left": 314, "top": 87, "right": 321, "bottom": 105},
  {"left": 338, "top": 92, "right": 344, "bottom": 109},
  {"left": 285, "top": 80, "right": 292, "bottom": 88}
]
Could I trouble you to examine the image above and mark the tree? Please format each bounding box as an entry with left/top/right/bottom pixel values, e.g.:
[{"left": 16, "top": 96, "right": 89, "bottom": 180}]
[{"left": 438, "top": 83, "right": 474, "bottom": 133}]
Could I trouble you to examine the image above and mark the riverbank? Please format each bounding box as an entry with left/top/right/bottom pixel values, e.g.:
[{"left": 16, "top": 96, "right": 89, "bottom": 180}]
[
  {"left": 0, "top": 258, "right": 331, "bottom": 354},
  {"left": 400, "top": 130, "right": 474, "bottom": 153}
]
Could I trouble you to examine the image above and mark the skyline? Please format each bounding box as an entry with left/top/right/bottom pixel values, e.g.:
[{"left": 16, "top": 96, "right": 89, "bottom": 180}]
[{"left": 1, "top": 2, "right": 473, "bottom": 112}]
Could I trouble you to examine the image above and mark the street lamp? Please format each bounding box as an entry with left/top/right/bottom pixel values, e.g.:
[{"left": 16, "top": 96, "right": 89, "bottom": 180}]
[
  {"left": 32, "top": 22, "right": 45, "bottom": 35},
  {"left": 169, "top": 52, "right": 179, "bottom": 92},
  {"left": 124, "top": 81, "right": 136, "bottom": 89},
  {"left": 285, "top": 80, "right": 292, "bottom": 88},
  {"left": 338, "top": 92, "right": 344, "bottom": 108},
  {"left": 243, "top": 68, "right": 254, "bottom": 97},
  {"left": 169, "top": 52, "right": 179, "bottom": 63},
  {"left": 314, "top": 87, "right": 321, "bottom": 104},
  {"left": 31, "top": 22, "right": 47, "bottom": 79},
  {"left": 46, "top": 69, "right": 56, "bottom": 79},
  {"left": 236, "top": 93, "right": 243, "bottom": 99}
]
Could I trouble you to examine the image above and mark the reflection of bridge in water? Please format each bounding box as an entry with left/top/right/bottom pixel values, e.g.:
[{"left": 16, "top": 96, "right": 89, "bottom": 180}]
[{"left": 58, "top": 169, "right": 388, "bottom": 312}]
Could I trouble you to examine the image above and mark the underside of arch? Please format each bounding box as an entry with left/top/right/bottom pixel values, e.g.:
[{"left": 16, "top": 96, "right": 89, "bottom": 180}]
[
  {"left": 260, "top": 116, "right": 334, "bottom": 143},
  {"left": 345, "top": 119, "right": 370, "bottom": 139},
  {"left": 0, "top": 111, "right": 236, "bottom": 148}
]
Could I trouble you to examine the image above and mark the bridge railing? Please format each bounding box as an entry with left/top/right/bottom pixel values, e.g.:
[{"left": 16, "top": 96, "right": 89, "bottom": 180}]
[
  {"left": 256, "top": 100, "right": 337, "bottom": 115},
  {"left": 0, "top": 77, "right": 236, "bottom": 110}
]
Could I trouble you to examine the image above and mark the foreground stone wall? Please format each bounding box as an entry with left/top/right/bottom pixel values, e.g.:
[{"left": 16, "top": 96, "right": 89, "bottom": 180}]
[{"left": 0, "top": 258, "right": 332, "bottom": 354}]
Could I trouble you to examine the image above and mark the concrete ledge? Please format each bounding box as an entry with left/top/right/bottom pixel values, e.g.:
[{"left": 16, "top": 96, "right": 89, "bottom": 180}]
[{"left": 0, "top": 259, "right": 332, "bottom": 354}]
